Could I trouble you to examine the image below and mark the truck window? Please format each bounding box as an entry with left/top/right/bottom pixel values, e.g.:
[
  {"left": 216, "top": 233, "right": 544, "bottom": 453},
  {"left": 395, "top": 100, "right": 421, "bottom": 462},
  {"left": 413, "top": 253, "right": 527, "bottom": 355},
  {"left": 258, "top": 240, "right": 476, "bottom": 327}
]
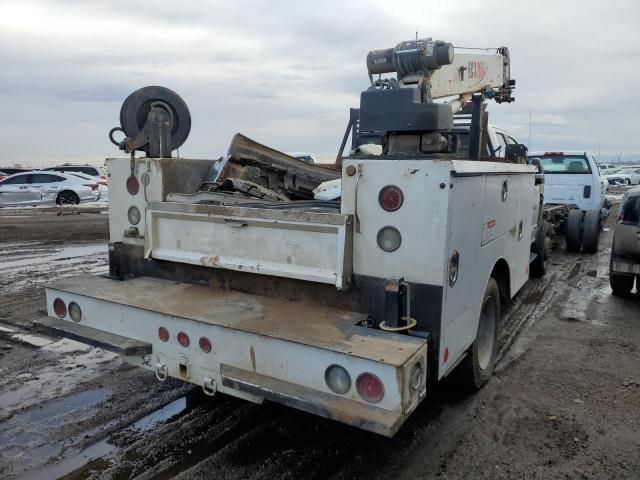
[
  {"left": 620, "top": 195, "right": 640, "bottom": 225},
  {"left": 538, "top": 155, "right": 592, "bottom": 174}
]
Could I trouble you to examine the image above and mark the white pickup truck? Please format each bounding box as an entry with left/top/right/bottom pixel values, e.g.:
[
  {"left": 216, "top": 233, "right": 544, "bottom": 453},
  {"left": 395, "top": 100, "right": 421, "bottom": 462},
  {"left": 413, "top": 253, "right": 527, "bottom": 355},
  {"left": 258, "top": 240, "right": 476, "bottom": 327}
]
[
  {"left": 36, "top": 39, "right": 546, "bottom": 436},
  {"left": 528, "top": 151, "right": 609, "bottom": 253}
]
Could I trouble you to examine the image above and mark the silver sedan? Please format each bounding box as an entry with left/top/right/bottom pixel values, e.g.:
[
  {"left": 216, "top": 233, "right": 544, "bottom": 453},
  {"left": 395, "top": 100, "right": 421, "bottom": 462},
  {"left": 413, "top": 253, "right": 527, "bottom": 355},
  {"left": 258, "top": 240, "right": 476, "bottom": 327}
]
[{"left": 0, "top": 172, "right": 100, "bottom": 207}]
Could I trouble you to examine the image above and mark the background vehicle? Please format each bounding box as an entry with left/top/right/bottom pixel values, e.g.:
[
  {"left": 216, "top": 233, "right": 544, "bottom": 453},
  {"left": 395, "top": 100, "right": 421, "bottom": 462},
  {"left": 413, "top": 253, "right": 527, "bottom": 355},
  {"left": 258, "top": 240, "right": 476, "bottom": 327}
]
[
  {"left": 61, "top": 171, "right": 109, "bottom": 201},
  {"left": 0, "top": 172, "right": 100, "bottom": 207},
  {"left": 610, "top": 187, "right": 640, "bottom": 296},
  {"left": 38, "top": 40, "right": 544, "bottom": 437},
  {"left": 43, "top": 164, "right": 108, "bottom": 186},
  {"left": 607, "top": 167, "right": 640, "bottom": 186},
  {"left": 452, "top": 117, "right": 522, "bottom": 159},
  {"left": 528, "top": 151, "right": 608, "bottom": 253}
]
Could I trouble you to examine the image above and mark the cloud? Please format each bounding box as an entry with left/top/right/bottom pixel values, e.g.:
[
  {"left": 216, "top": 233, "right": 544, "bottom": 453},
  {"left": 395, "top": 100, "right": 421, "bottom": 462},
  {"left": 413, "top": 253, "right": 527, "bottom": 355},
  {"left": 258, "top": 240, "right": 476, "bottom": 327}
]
[{"left": 0, "top": 0, "right": 639, "bottom": 167}]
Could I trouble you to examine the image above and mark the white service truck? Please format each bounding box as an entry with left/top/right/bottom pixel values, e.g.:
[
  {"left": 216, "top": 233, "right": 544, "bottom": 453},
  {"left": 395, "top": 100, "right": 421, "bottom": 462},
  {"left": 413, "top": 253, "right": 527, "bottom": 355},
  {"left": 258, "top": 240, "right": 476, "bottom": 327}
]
[{"left": 37, "top": 39, "right": 546, "bottom": 436}]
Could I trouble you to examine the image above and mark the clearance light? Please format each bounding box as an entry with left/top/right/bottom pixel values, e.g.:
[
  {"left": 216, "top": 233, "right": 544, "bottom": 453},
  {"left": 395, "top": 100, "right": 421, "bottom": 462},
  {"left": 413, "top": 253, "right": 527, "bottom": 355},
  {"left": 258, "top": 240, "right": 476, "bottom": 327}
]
[
  {"left": 356, "top": 373, "right": 384, "bottom": 403},
  {"left": 378, "top": 185, "right": 404, "bottom": 212},
  {"left": 177, "top": 331, "right": 190, "bottom": 347},
  {"left": 199, "top": 336, "right": 212, "bottom": 353},
  {"left": 325, "top": 365, "right": 351, "bottom": 394},
  {"left": 53, "top": 298, "right": 67, "bottom": 318},
  {"left": 158, "top": 327, "right": 169, "bottom": 342}
]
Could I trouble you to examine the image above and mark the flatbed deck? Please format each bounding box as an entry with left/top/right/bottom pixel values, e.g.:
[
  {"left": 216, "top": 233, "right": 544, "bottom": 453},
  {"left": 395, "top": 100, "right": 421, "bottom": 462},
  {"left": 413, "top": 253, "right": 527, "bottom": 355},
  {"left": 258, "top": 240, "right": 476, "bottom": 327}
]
[{"left": 46, "top": 276, "right": 426, "bottom": 366}]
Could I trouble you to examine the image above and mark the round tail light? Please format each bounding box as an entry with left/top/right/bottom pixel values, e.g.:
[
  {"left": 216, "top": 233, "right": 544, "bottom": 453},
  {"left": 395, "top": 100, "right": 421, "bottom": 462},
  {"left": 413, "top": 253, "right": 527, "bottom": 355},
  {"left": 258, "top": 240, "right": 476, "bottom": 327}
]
[
  {"left": 158, "top": 327, "right": 169, "bottom": 342},
  {"left": 53, "top": 298, "right": 67, "bottom": 318},
  {"left": 377, "top": 226, "right": 402, "bottom": 252},
  {"left": 325, "top": 365, "right": 351, "bottom": 394},
  {"left": 68, "top": 302, "right": 82, "bottom": 322},
  {"left": 378, "top": 185, "right": 404, "bottom": 212},
  {"left": 127, "top": 206, "right": 141, "bottom": 225},
  {"left": 356, "top": 373, "right": 384, "bottom": 404},
  {"left": 199, "top": 336, "right": 212, "bottom": 353},
  {"left": 126, "top": 175, "right": 139, "bottom": 195},
  {"left": 177, "top": 331, "right": 190, "bottom": 347}
]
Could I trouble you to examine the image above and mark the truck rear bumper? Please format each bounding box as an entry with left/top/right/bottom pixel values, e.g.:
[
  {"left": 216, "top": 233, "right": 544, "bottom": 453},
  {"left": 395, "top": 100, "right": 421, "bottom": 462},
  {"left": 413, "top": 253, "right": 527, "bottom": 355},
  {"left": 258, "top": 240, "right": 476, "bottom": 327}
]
[
  {"left": 41, "top": 275, "right": 428, "bottom": 436},
  {"left": 611, "top": 256, "right": 640, "bottom": 275}
]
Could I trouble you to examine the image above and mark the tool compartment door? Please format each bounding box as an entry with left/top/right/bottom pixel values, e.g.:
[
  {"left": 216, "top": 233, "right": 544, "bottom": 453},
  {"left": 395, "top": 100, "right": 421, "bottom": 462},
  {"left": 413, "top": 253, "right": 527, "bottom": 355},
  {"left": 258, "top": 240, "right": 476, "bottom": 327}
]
[{"left": 145, "top": 202, "right": 353, "bottom": 289}]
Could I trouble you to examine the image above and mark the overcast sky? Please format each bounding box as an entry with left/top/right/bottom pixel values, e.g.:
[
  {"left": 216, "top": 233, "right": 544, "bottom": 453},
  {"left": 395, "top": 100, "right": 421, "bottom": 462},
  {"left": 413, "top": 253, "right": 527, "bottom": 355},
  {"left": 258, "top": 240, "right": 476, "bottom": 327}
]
[{"left": 1, "top": 0, "right": 638, "bottom": 168}]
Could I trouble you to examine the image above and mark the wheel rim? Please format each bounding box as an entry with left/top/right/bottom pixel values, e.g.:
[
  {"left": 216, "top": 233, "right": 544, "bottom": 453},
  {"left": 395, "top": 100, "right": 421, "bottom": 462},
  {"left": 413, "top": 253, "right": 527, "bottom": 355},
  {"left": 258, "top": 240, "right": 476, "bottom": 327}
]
[
  {"left": 59, "top": 191, "right": 77, "bottom": 204},
  {"left": 477, "top": 294, "right": 497, "bottom": 370}
]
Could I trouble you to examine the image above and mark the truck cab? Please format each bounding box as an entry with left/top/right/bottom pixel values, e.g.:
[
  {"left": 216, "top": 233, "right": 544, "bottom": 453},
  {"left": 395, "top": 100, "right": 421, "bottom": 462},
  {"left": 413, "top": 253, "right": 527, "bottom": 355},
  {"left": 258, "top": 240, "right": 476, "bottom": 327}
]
[
  {"left": 529, "top": 151, "right": 606, "bottom": 211},
  {"left": 528, "top": 151, "right": 609, "bottom": 253}
]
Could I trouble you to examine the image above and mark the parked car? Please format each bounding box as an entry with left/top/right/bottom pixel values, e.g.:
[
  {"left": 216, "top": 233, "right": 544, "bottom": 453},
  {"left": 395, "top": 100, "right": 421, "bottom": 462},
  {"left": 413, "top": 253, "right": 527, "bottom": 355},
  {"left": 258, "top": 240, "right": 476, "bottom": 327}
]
[
  {"left": 0, "top": 172, "right": 100, "bottom": 207},
  {"left": 42, "top": 164, "right": 108, "bottom": 186},
  {"left": 62, "top": 171, "right": 108, "bottom": 202},
  {"left": 0, "top": 168, "right": 35, "bottom": 175},
  {"left": 610, "top": 187, "right": 640, "bottom": 295},
  {"left": 607, "top": 167, "right": 640, "bottom": 186}
]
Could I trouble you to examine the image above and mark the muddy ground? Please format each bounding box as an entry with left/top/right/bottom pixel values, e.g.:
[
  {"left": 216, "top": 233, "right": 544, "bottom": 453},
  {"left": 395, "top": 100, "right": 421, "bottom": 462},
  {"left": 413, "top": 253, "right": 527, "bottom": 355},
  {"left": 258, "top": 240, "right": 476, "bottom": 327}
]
[{"left": 0, "top": 211, "right": 638, "bottom": 480}]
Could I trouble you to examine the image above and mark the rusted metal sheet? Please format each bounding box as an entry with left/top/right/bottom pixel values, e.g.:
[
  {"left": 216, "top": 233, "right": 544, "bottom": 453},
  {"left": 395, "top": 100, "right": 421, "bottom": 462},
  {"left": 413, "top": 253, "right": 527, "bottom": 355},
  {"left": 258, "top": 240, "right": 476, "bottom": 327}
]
[{"left": 215, "top": 134, "right": 340, "bottom": 199}]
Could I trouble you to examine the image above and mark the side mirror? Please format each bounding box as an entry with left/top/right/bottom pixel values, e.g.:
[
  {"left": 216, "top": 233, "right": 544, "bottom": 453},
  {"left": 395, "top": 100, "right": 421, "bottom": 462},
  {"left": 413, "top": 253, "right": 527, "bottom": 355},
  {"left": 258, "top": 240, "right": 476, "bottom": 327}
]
[{"left": 505, "top": 143, "right": 528, "bottom": 163}]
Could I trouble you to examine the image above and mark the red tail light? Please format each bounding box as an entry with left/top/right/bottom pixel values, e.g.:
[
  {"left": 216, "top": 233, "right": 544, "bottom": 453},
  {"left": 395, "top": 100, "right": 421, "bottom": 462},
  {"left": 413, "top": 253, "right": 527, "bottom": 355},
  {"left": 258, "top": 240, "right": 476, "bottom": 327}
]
[
  {"left": 53, "top": 298, "right": 67, "bottom": 318},
  {"left": 83, "top": 183, "right": 98, "bottom": 190},
  {"left": 126, "top": 175, "right": 139, "bottom": 195},
  {"left": 378, "top": 185, "right": 404, "bottom": 212},
  {"left": 177, "top": 331, "right": 190, "bottom": 347},
  {"left": 356, "top": 373, "right": 384, "bottom": 403},
  {"left": 543, "top": 152, "right": 564, "bottom": 156},
  {"left": 158, "top": 327, "right": 169, "bottom": 342},
  {"left": 199, "top": 337, "right": 212, "bottom": 353},
  {"left": 98, "top": 180, "right": 108, "bottom": 186}
]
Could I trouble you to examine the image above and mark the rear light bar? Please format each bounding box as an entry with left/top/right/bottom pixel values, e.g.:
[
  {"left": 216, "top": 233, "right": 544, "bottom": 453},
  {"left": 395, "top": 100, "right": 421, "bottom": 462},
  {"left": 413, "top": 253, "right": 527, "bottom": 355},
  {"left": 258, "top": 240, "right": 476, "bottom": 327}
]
[
  {"left": 83, "top": 183, "right": 98, "bottom": 190},
  {"left": 543, "top": 151, "right": 564, "bottom": 156}
]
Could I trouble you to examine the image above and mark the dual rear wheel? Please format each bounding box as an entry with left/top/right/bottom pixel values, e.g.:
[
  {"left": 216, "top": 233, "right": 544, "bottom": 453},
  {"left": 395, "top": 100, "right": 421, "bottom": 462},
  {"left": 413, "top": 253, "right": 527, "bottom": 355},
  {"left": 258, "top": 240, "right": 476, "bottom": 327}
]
[{"left": 566, "top": 209, "right": 600, "bottom": 253}]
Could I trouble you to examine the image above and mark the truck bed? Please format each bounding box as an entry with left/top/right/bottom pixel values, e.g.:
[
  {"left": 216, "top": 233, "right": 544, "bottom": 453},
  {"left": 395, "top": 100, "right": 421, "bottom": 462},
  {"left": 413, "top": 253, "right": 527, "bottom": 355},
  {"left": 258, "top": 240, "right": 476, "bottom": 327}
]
[{"left": 46, "top": 275, "right": 426, "bottom": 366}]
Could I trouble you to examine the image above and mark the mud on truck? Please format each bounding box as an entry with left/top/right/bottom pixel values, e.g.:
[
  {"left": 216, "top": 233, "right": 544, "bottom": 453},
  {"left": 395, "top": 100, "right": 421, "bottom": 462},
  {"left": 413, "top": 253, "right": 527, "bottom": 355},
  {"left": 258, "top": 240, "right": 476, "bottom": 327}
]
[{"left": 37, "top": 38, "right": 547, "bottom": 436}]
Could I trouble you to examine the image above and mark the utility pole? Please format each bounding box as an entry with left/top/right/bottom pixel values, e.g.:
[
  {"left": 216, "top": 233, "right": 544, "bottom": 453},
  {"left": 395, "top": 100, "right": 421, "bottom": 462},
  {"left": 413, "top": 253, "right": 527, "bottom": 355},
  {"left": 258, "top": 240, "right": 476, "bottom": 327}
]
[{"left": 528, "top": 109, "right": 532, "bottom": 151}]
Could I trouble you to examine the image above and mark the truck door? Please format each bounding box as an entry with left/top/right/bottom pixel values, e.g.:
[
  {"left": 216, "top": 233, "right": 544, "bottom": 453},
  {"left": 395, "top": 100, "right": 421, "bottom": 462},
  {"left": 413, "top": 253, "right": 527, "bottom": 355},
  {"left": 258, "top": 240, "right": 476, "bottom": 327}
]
[{"left": 442, "top": 176, "right": 483, "bottom": 375}]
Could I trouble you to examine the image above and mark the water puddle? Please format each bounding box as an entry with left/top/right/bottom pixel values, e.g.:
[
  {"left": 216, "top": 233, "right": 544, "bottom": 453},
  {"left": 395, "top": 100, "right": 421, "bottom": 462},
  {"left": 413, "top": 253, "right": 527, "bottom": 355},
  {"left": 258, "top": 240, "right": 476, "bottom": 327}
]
[
  {"left": 0, "top": 348, "right": 117, "bottom": 416},
  {"left": 16, "top": 396, "right": 188, "bottom": 480},
  {"left": 0, "top": 389, "right": 109, "bottom": 477}
]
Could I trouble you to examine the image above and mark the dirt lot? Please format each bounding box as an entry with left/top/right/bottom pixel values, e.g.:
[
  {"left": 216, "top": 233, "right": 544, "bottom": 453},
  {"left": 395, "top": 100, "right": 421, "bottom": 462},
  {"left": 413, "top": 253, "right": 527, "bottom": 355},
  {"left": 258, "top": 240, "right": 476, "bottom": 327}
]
[{"left": 0, "top": 211, "right": 638, "bottom": 480}]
